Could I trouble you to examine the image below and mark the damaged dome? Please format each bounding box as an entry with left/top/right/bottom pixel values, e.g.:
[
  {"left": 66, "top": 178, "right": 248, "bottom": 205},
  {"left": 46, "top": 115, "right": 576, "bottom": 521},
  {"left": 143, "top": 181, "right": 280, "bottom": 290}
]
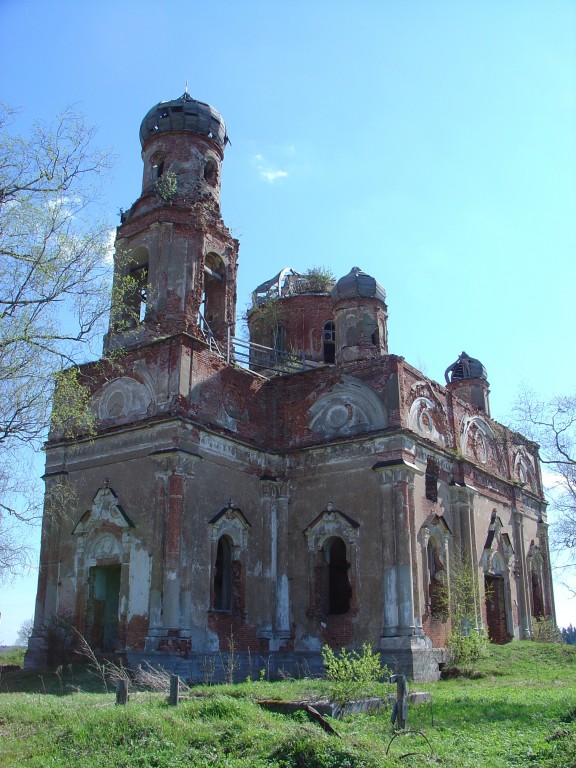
[{"left": 139, "top": 91, "right": 228, "bottom": 148}]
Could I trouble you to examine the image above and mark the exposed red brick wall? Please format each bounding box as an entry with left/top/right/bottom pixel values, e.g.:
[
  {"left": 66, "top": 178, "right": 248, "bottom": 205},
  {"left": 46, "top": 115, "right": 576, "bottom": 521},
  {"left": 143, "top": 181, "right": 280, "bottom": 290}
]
[
  {"left": 248, "top": 293, "right": 334, "bottom": 363},
  {"left": 126, "top": 615, "right": 149, "bottom": 650},
  {"left": 320, "top": 615, "right": 355, "bottom": 649}
]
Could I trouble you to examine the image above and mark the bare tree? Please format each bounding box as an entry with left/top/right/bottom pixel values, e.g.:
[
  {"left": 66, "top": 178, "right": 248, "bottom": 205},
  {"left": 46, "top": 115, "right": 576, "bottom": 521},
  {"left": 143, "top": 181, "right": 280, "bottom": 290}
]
[
  {"left": 0, "top": 104, "right": 114, "bottom": 577},
  {"left": 514, "top": 390, "right": 576, "bottom": 570}
]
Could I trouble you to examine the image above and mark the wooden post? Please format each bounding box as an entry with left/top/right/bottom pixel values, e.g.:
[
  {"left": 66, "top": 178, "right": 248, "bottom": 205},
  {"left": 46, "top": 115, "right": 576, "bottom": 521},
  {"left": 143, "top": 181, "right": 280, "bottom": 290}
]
[
  {"left": 390, "top": 674, "right": 408, "bottom": 729},
  {"left": 169, "top": 674, "right": 180, "bottom": 706},
  {"left": 116, "top": 679, "right": 129, "bottom": 705}
]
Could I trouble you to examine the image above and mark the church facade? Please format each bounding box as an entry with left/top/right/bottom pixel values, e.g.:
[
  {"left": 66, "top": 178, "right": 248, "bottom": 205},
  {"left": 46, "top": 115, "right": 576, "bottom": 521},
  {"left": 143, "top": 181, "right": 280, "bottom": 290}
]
[{"left": 26, "top": 93, "right": 555, "bottom": 681}]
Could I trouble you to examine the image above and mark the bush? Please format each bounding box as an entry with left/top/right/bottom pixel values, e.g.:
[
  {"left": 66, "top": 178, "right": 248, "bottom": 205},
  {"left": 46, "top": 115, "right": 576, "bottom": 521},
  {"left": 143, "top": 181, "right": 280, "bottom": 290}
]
[
  {"left": 321, "top": 643, "right": 388, "bottom": 705},
  {"left": 449, "top": 629, "right": 490, "bottom": 667},
  {"left": 532, "top": 617, "right": 563, "bottom": 643}
]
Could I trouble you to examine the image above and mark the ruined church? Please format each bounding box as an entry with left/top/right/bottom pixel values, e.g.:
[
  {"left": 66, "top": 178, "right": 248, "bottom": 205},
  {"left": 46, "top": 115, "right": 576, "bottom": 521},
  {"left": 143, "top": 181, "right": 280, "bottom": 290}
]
[{"left": 26, "top": 92, "right": 555, "bottom": 680}]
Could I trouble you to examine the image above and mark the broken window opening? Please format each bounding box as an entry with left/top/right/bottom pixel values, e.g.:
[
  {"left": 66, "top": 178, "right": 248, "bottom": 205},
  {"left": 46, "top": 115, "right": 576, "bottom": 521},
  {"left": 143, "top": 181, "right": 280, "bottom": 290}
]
[
  {"left": 325, "top": 536, "right": 351, "bottom": 615},
  {"left": 204, "top": 158, "right": 218, "bottom": 187},
  {"left": 323, "top": 321, "right": 335, "bottom": 364},
  {"left": 213, "top": 535, "right": 233, "bottom": 611},
  {"left": 150, "top": 152, "right": 165, "bottom": 181},
  {"left": 425, "top": 458, "right": 439, "bottom": 502}
]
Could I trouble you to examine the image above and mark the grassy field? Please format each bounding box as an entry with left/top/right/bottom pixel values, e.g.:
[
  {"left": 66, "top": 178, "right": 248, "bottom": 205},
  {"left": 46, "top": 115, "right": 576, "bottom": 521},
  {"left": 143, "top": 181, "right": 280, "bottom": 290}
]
[{"left": 0, "top": 643, "right": 575, "bottom": 767}]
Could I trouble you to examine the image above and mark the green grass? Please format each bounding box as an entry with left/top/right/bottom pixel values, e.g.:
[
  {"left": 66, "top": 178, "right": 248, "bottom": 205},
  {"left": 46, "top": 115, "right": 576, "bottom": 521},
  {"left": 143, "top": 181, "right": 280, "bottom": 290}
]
[{"left": 0, "top": 642, "right": 575, "bottom": 767}]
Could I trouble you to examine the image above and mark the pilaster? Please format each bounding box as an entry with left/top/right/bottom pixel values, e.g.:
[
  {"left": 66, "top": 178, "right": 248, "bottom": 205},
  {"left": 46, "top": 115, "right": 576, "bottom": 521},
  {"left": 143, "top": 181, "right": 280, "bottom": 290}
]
[{"left": 373, "top": 460, "right": 421, "bottom": 639}]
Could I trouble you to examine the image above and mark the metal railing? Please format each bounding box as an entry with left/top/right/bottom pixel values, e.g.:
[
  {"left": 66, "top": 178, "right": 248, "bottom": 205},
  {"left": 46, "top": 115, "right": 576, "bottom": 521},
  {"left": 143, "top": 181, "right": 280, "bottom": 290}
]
[{"left": 198, "top": 313, "right": 316, "bottom": 378}]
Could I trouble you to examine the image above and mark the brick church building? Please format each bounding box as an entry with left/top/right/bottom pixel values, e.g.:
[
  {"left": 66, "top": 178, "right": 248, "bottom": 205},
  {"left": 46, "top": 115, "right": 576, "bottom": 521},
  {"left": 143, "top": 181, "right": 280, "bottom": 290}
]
[{"left": 26, "top": 92, "right": 555, "bottom": 680}]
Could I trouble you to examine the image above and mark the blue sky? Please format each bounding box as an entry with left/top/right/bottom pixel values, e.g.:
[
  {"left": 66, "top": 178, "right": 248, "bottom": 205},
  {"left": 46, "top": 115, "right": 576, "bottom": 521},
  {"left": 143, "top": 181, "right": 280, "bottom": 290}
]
[{"left": 1, "top": 0, "right": 575, "bottom": 643}]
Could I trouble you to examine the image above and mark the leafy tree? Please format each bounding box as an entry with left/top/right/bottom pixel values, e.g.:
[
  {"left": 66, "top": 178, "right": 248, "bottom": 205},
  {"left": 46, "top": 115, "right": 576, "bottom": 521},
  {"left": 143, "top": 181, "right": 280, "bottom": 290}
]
[
  {"left": 15, "top": 617, "right": 34, "bottom": 647},
  {"left": 0, "top": 104, "right": 114, "bottom": 579}
]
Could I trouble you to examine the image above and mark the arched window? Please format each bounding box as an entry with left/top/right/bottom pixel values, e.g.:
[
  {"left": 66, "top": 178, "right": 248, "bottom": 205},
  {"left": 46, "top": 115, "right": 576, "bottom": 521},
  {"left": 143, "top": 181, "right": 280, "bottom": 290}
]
[
  {"left": 323, "top": 321, "right": 335, "bottom": 363},
  {"left": 425, "top": 458, "right": 439, "bottom": 502},
  {"left": 213, "top": 535, "right": 233, "bottom": 611},
  {"left": 325, "top": 536, "right": 351, "bottom": 615}
]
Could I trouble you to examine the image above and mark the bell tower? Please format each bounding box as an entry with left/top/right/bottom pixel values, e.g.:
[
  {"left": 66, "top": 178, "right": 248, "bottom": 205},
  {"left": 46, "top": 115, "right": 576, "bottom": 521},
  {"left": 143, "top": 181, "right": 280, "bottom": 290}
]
[{"left": 104, "top": 92, "right": 238, "bottom": 353}]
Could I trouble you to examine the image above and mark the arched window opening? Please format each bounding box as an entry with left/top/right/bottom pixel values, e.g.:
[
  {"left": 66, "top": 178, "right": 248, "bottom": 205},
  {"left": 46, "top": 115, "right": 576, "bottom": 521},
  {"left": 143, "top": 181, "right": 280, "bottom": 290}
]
[
  {"left": 531, "top": 571, "right": 545, "bottom": 619},
  {"left": 118, "top": 246, "right": 149, "bottom": 331},
  {"left": 425, "top": 458, "right": 439, "bottom": 502},
  {"left": 128, "top": 263, "right": 148, "bottom": 324},
  {"left": 325, "top": 536, "right": 351, "bottom": 615},
  {"left": 323, "top": 321, "right": 335, "bottom": 363},
  {"left": 427, "top": 540, "right": 445, "bottom": 616},
  {"left": 213, "top": 536, "right": 233, "bottom": 611},
  {"left": 204, "top": 158, "right": 218, "bottom": 187},
  {"left": 200, "top": 253, "right": 226, "bottom": 341}
]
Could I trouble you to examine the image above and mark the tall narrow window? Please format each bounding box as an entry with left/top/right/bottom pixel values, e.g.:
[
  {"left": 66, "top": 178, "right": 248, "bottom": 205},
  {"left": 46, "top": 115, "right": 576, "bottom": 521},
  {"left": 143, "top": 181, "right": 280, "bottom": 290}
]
[
  {"left": 425, "top": 458, "right": 439, "bottom": 502},
  {"left": 274, "top": 324, "right": 286, "bottom": 353},
  {"left": 213, "top": 536, "right": 232, "bottom": 611},
  {"left": 427, "top": 540, "right": 444, "bottom": 616},
  {"left": 531, "top": 572, "right": 544, "bottom": 618},
  {"left": 325, "top": 536, "right": 351, "bottom": 614},
  {"left": 323, "top": 321, "right": 335, "bottom": 363}
]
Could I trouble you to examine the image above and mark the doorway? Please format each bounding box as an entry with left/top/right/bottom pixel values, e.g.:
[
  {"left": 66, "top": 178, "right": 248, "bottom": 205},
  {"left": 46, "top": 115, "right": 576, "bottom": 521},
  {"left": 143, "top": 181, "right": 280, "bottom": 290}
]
[
  {"left": 485, "top": 574, "right": 509, "bottom": 644},
  {"left": 88, "top": 565, "right": 121, "bottom": 651}
]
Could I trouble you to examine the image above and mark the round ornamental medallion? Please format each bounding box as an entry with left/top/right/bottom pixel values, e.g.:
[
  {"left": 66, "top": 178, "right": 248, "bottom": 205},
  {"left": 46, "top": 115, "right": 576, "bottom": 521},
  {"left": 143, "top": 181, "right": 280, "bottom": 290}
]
[
  {"left": 106, "top": 390, "right": 126, "bottom": 418},
  {"left": 326, "top": 404, "right": 350, "bottom": 429}
]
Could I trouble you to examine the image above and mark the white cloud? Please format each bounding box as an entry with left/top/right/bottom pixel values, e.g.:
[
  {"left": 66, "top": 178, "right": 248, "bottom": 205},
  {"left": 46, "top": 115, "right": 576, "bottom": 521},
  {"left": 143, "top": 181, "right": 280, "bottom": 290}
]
[
  {"left": 261, "top": 169, "right": 288, "bottom": 183},
  {"left": 251, "top": 152, "right": 289, "bottom": 184}
]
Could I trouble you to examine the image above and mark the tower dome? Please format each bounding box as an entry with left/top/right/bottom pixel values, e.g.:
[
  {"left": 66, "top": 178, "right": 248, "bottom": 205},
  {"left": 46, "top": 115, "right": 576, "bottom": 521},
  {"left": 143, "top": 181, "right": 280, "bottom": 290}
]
[
  {"left": 444, "top": 351, "right": 488, "bottom": 383},
  {"left": 139, "top": 91, "right": 228, "bottom": 149},
  {"left": 331, "top": 267, "right": 386, "bottom": 304},
  {"left": 331, "top": 267, "right": 388, "bottom": 364}
]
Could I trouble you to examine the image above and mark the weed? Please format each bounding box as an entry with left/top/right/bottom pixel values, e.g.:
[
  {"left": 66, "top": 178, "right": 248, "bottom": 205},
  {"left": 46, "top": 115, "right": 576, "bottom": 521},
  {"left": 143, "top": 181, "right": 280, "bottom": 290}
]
[{"left": 321, "top": 643, "right": 388, "bottom": 705}]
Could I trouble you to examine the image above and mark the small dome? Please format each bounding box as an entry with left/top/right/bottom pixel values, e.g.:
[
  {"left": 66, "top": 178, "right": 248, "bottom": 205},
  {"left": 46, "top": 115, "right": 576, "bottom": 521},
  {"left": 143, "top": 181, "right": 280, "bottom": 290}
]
[
  {"left": 445, "top": 351, "right": 488, "bottom": 383},
  {"left": 139, "top": 92, "right": 228, "bottom": 148},
  {"left": 331, "top": 267, "right": 386, "bottom": 304}
]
